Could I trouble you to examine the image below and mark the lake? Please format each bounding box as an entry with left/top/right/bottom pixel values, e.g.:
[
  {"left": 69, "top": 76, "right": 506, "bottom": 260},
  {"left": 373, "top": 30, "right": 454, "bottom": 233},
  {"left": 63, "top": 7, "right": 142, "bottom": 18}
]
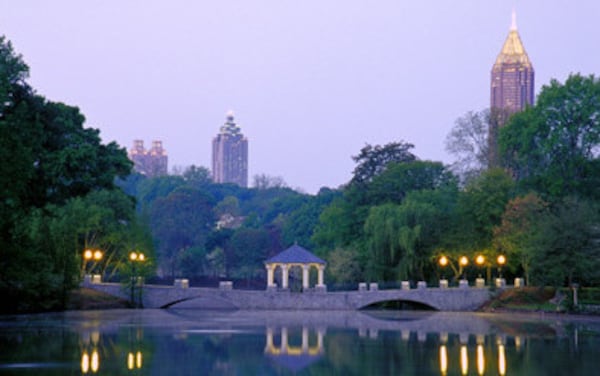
[{"left": 0, "top": 309, "right": 599, "bottom": 375}]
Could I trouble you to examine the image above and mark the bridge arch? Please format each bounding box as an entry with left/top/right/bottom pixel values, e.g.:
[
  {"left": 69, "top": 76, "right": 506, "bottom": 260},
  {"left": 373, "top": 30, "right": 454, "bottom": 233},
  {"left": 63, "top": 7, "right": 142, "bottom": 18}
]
[
  {"left": 158, "top": 294, "right": 239, "bottom": 310},
  {"left": 359, "top": 299, "right": 438, "bottom": 311}
]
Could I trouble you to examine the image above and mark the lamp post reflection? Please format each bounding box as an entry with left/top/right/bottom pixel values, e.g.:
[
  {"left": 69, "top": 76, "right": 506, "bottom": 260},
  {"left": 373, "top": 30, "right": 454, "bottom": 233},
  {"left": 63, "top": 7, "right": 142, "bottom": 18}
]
[
  {"left": 476, "top": 344, "right": 485, "bottom": 375},
  {"left": 126, "top": 326, "right": 144, "bottom": 373},
  {"left": 127, "top": 351, "right": 143, "bottom": 370},
  {"left": 80, "top": 330, "right": 101, "bottom": 374},
  {"left": 439, "top": 344, "right": 448, "bottom": 375},
  {"left": 498, "top": 343, "right": 506, "bottom": 375},
  {"left": 460, "top": 345, "right": 468, "bottom": 375}
]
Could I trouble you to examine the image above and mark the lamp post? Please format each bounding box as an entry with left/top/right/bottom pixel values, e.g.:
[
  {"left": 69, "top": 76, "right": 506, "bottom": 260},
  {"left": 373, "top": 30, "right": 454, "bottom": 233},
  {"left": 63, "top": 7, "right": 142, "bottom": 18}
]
[
  {"left": 83, "top": 249, "right": 103, "bottom": 282},
  {"left": 475, "top": 254, "right": 486, "bottom": 287},
  {"left": 438, "top": 256, "right": 449, "bottom": 288},
  {"left": 129, "top": 251, "right": 145, "bottom": 308},
  {"left": 459, "top": 256, "right": 468, "bottom": 278},
  {"left": 475, "top": 255, "right": 485, "bottom": 276},
  {"left": 496, "top": 255, "right": 506, "bottom": 288}
]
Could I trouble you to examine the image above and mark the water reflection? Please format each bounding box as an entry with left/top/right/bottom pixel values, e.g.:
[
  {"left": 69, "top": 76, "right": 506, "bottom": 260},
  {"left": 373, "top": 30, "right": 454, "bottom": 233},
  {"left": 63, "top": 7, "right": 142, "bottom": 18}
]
[
  {"left": 0, "top": 310, "right": 599, "bottom": 375},
  {"left": 264, "top": 326, "right": 325, "bottom": 372},
  {"left": 79, "top": 330, "right": 101, "bottom": 374}
]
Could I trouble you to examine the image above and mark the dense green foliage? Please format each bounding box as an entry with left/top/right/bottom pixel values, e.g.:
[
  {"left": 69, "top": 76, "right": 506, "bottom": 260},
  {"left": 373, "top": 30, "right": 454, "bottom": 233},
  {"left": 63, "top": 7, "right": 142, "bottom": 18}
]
[
  {"left": 0, "top": 37, "right": 145, "bottom": 313},
  {"left": 121, "top": 171, "right": 338, "bottom": 281}
]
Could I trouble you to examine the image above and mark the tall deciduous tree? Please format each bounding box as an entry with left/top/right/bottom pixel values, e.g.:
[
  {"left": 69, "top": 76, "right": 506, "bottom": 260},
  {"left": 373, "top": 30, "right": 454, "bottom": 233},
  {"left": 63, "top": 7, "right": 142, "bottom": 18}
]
[
  {"left": 149, "top": 187, "right": 215, "bottom": 278},
  {"left": 0, "top": 36, "right": 135, "bottom": 313},
  {"left": 366, "top": 160, "right": 456, "bottom": 205},
  {"left": 454, "top": 168, "right": 515, "bottom": 251},
  {"left": 500, "top": 74, "right": 600, "bottom": 199},
  {"left": 493, "top": 193, "right": 548, "bottom": 284},
  {"left": 529, "top": 197, "right": 600, "bottom": 287},
  {"left": 350, "top": 141, "right": 416, "bottom": 185},
  {"left": 445, "top": 109, "right": 490, "bottom": 183}
]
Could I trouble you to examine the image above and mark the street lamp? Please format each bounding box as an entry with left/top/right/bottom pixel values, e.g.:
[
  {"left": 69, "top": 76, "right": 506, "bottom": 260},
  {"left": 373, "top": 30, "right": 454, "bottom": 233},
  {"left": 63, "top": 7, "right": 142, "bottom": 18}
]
[
  {"left": 83, "top": 249, "right": 103, "bottom": 281},
  {"left": 459, "top": 256, "right": 469, "bottom": 279},
  {"left": 438, "top": 256, "right": 449, "bottom": 288},
  {"left": 439, "top": 256, "right": 449, "bottom": 268},
  {"left": 497, "top": 255, "right": 506, "bottom": 275},
  {"left": 475, "top": 254, "right": 486, "bottom": 287},
  {"left": 496, "top": 255, "right": 506, "bottom": 288},
  {"left": 129, "top": 251, "right": 145, "bottom": 308}
]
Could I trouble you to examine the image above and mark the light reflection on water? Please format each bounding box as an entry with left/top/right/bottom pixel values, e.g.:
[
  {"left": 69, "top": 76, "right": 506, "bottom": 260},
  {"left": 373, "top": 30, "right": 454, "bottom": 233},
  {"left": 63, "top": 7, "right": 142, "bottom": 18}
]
[{"left": 0, "top": 309, "right": 599, "bottom": 375}]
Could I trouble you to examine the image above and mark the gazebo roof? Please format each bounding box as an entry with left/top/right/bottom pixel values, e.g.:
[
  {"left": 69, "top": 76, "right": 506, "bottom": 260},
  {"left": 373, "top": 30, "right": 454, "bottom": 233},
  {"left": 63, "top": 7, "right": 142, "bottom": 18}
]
[{"left": 265, "top": 244, "right": 326, "bottom": 265}]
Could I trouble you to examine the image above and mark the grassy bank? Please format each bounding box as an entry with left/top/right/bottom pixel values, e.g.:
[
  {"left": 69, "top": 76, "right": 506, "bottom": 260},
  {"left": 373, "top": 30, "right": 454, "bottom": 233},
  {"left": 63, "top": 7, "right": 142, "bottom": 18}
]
[
  {"left": 481, "top": 286, "right": 600, "bottom": 314},
  {"left": 67, "top": 287, "right": 129, "bottom": 310}
]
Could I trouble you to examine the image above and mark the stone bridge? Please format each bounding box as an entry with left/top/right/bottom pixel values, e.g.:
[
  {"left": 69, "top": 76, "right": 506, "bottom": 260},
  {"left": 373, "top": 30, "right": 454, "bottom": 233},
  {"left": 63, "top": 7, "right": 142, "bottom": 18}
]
[{"left": 83, "top": 281, "right": 495, "bottom": 311}]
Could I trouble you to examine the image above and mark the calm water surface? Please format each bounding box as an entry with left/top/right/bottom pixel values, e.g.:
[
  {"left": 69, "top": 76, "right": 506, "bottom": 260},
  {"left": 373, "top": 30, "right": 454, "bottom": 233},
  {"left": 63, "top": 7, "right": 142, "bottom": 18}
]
[{"left": 0, "top": 309, "right": 599, "bottom": 375}]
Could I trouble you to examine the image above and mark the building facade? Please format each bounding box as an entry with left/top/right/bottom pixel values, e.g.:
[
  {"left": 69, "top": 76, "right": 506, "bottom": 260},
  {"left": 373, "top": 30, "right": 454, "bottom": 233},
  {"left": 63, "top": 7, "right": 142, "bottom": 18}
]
[
  {"left": 490, "top": 11, "right": 535, "bottom": 115},
  {"left": 489, "top": 12, "right": 535, "bottom": 167},
  {"left": 128, "top": 140, "right": 168, "bottom": 177},
  {"left": 212, "top": 111, "right": 248, "bottom": 187}
]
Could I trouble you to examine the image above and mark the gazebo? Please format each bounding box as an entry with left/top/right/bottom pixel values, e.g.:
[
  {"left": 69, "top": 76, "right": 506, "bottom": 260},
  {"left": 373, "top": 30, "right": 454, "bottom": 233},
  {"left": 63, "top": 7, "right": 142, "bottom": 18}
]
[{"left": 264, "top": 244, "right": 326, "bottom": 292}]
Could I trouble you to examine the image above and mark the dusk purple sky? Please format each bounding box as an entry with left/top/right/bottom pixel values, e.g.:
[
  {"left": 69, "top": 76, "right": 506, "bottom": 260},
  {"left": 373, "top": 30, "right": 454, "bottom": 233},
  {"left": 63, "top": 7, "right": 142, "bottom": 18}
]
[{"left": 2, "top": 1, "right": 598, "bottom": 193}]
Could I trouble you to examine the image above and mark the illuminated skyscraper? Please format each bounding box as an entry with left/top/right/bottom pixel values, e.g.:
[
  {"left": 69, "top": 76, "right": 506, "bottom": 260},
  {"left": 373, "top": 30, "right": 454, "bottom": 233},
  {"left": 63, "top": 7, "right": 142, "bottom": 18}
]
[
  {"left": 489, "top": 11, "right": 535, "bottom": 166},
  {"left": 490, "top": 11, "right": 535, "bottom": 115},
  {"left": 212, "top": 111, "right": 248, "bottom": 187},
  {"left": 128, "top": 140, "right": 168, "bottom": 177}
]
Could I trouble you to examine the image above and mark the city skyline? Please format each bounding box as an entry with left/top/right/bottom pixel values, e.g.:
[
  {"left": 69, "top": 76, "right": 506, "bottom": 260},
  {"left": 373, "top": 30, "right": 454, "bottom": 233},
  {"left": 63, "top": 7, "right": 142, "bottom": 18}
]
[{"left": 1, "top": 1, "right": 598, "bottom": 193}]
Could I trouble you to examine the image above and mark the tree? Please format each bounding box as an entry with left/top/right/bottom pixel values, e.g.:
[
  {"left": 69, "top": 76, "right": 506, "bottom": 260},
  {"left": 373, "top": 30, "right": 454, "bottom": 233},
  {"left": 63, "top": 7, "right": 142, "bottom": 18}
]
[
  {"left": 226, "top": 227, "right": 271, "bottom": 280},
  {"left": 445, "top": 109, "right": 490, "bottom": 183},
  {"left": 0, "top": 36, "right": 136, "bottom": 313},
  {"left": 529, "top": 197, "right": 600, "bottom": 287},
  {"left": 350, "top": 141, "right": 416, "bottom": 185},
  {"left": 366, "top": 160, "right": 456, "bottom": 205},
  {"left": 181, "top": 165, "right": 212, "bottom": 188},
  {"left": 454, "top": 168, "right": 515, "bottom": 251},
  {"left": 493, "top": 193, "right": 548, "bottom": 284},
  {"left": 149, "top": 187, "right": 215, "bottom": 278},
  {"left": 252, "top": 174, "right": 287, "bottom": 189},
  {"left": 500, "top": 74, "right": 600, "bottom": 199}
]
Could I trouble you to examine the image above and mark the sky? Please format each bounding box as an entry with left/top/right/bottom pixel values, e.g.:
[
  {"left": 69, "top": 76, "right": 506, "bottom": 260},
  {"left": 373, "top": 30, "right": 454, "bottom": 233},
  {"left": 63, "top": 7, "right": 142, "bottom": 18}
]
[{"left": 1, "top": 1, "right": 598, "bottom": 193}]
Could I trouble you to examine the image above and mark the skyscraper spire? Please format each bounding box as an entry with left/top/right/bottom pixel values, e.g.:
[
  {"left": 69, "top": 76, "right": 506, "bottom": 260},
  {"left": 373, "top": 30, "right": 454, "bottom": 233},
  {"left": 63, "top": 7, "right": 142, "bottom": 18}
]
[{"left": 510, "top": 8, "right": 517, "bottom": 31}]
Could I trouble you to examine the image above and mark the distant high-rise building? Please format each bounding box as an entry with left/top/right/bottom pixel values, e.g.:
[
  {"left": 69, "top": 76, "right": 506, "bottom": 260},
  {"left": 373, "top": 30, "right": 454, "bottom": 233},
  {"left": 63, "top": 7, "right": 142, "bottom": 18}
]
[
  {"left": 489, "top": 11, "right": 535, "bottom": 166},
  {"left": 212, "top": 111, "right": 248, "bottom": 187},
  {"left": 491, "top": 11, "right": 535, "bottom": 115},
  {"left": 128, "top": 140, "right": 168, "bottom": 177}
]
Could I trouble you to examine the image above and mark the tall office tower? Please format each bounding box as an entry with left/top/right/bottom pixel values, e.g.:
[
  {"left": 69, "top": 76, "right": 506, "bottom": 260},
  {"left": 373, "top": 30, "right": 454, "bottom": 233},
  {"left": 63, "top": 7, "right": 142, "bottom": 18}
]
[
  {"left": 491, "top": 11, "right": 535, "bottom": 115},
  {"left": 128, "top": 140, "right": 168, "bottom": 177},
  {"left": 212, "top": 111, "right": 249, "bottom": 187},
  {"left": 489, "top": 11, "right": 535, "bottom": 166}
]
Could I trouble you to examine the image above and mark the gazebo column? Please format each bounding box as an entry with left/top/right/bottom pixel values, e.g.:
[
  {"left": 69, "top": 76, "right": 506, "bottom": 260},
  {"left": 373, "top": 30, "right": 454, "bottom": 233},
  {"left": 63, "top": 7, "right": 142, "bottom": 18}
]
[
  {"left": 302, "top": 326, "right": 309, "bottom": 352},
  {"left": 266, "top": 264, "right": 276, "bottom": 291},
  {"left": 316, "top": 264, "right": 326, "bottom": 292},
  {"left": 302, "top": 264, "right": 310, "bottom": 291},
  {"left": 281, "top": 327, "right": 289, "bottom": 354},
  {"left": 281, "top": 264, "right": 289, "bottom": 290}
]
